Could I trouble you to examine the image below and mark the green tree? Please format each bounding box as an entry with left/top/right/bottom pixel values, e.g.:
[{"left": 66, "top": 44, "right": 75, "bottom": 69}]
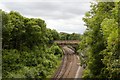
[
  {"left": 79, "top": 2, "right": 120, "bottom": 78},
  {"left": 2, "top": 10, "right": 63, "bottom": 78}
]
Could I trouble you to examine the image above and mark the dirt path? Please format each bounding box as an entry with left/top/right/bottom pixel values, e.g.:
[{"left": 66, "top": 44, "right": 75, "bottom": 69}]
[{"left": 53, "top": 46, "right": 84, "bottom": 79}]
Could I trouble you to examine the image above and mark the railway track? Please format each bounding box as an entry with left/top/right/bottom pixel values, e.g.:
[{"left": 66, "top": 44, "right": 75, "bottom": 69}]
[{"left": 53, "top": 46, "right": 83, "bottom": 80}]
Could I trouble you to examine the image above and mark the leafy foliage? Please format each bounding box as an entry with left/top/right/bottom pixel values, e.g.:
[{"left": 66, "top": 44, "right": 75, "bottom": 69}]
[
  {"left": 79, "top": 2, "right": 120, "bottom": 78},
  {"left": 2, "top": 10, "right": 63, "bottom": 78}
]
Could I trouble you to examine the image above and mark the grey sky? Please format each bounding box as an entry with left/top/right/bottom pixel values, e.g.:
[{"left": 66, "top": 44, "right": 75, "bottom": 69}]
[{"left": 0, "top": 0, "right": 94, "bottom": 34}]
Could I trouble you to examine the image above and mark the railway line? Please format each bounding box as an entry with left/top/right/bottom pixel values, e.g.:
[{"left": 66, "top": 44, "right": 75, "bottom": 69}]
[{"left": 53, "top": 46, "right": 83, "bottom": 80}]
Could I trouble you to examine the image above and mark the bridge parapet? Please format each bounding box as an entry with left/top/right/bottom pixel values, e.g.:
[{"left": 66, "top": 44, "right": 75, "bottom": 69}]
[{"left": 54, "top": 40, "right": 80, "bottom": 45}]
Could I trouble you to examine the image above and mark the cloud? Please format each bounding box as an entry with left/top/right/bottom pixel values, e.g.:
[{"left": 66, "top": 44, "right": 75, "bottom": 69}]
[
  {"left": 46, "top": 15, "right": 87, "bottom": 34},
  {"left": 1, "top": 0, "right": 94, "bottom": 2},
  {"left": 0, "top": 0, "right": 93, "bottom": 34},
  {"left": 1, "top": 2, "right": 91, "bottom": 19}
]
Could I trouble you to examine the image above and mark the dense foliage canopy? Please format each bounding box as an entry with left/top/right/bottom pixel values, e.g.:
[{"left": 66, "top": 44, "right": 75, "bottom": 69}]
[
  {"left": 78, "top": 2, "right": 120, "bottom": 78},
  {"left": 2, "top": 10, "right": 63, "bottom": 78}
]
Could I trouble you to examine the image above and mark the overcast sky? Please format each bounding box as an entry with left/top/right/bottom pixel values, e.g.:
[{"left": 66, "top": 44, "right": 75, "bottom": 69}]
[{"left": 0, "top": 0, "right": 94, "bottom": 34}]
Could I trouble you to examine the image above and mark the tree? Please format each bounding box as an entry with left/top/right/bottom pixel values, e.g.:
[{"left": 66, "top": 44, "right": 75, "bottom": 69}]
[
  {"left": 79, "top": 2, "right": 120, "bottom": 78},
  {"left": 2, "top": 10, "right": 63, "bottom": 78}
]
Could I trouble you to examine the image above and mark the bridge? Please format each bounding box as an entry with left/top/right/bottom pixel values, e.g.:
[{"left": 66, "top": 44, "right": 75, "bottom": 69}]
[
  {"left": 54, "top": 40, "right": 80, "bottom": 52},
  {"left": 54, "top": 40, "right": 80, "bottom": 45}
]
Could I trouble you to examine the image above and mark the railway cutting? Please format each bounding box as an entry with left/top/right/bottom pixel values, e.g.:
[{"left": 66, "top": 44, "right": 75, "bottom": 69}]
[{"left": 53, "top": 46, "right": 83, "bottom": 80}]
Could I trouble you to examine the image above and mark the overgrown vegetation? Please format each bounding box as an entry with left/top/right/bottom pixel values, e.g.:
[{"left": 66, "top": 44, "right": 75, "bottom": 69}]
[
  {"left": 1, "top": 9, "right": 82, "bottom": 78},
  {"left": 1, "top": 10, "right": 62, "bottom": 78},
  {"left": 78, "top": 2, "right": 120, "bottom": 78},
  {"left": 2, "top": 1, "right": 119, "bottom": 79}
]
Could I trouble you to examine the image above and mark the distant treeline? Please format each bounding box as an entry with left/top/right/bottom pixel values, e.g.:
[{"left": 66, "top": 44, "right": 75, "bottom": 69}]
[{"left": 59, "top": 32, "right": 81, "bottom": 40}]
